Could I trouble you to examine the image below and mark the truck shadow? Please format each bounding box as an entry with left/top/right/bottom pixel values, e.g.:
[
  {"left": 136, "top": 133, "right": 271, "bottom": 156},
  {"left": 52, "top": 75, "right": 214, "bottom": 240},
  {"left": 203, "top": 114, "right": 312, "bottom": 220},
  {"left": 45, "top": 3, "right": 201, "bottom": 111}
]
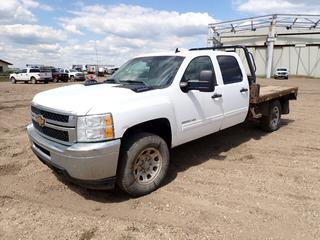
[
  {"left": 164, "top": 118, "right": 293, "bottom": 186},
  {"left": 53, "top": 119, "right": 293, "bottom": 202}
]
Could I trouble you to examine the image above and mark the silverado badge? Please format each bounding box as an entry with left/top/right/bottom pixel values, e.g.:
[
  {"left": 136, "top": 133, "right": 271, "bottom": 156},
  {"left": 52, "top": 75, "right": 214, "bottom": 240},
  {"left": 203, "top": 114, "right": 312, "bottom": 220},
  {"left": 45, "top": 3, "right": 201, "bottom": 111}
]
[{"left": 35, "top": 115, "right": 46, "bottom": 127}]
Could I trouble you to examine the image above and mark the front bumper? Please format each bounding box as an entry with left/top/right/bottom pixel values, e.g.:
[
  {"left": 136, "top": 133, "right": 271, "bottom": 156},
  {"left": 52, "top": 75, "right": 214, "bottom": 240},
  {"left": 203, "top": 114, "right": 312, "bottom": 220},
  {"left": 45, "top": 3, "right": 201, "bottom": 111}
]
[
  {"left": 27, "top": 124, "right": 121, "bottom": 189},
  {"left": 74, "top": 75, "right": 85, "bottom": 81},
  {"left": 275, "top": 73, "right": 288, "bottom": 78}
]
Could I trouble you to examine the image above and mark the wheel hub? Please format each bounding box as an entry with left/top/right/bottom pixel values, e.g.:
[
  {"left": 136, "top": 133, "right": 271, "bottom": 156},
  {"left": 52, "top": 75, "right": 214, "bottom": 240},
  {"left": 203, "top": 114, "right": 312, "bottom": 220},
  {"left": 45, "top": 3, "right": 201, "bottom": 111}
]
[
  {"left": 133, "top": 147, "right": 162, "bottom": 184},
  {"left": 271, "top": 106, "right": 280, "bottom": 128}
]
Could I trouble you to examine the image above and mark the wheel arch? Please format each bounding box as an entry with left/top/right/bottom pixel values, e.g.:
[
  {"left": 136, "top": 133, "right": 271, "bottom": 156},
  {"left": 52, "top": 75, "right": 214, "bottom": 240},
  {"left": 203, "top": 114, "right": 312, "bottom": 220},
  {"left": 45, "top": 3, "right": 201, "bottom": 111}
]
[{"left": 120, "top": 118, "right": 172, "bottom": 149}]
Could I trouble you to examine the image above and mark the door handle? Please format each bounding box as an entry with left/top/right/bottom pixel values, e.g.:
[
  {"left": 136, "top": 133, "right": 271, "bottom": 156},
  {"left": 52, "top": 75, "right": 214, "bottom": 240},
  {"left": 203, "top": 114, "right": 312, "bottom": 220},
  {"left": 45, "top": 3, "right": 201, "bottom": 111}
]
[
  {"left": 240, "top": 88, "right": 248, "bottom": 93},
  {"left": 211, "top": 93, "right": 222, "bottom": 99}
]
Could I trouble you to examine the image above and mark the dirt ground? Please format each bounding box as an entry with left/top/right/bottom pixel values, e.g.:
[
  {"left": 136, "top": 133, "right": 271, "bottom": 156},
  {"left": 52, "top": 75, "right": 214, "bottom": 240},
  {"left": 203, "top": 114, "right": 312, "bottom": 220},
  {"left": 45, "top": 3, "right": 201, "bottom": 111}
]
[{"left": 0, "top": 77, "right": 319, "bottom": 240}]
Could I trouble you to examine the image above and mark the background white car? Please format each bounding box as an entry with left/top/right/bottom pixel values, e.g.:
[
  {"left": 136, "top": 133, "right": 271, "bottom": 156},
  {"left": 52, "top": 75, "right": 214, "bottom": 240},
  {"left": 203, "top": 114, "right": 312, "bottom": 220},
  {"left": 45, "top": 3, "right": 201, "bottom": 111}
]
[{"left": 274, "top": 68, "right": 289, "bottom": 79}]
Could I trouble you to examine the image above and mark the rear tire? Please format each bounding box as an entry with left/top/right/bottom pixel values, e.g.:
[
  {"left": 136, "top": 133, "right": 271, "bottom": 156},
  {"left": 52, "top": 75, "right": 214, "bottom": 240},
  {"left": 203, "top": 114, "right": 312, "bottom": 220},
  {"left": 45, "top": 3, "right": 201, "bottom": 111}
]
[
  {"left": 11, "top": 77, "right": 16, "bottom": 84},
  {"left": 31, "top": 77, "right": 37, "bottom": 84},
  {"left": 260, "top": 100, "right": 282, "bottom": 132},
  {"left": 117, "top": 133, "right": 170, "bottom": 197}
]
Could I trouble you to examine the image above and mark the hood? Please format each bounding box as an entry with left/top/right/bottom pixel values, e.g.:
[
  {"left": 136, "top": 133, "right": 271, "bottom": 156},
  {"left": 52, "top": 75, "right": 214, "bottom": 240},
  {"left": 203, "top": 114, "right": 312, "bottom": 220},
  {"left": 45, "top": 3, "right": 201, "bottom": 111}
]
[{"left": 32, "top": 83, "right": 143, "bottom": 115}]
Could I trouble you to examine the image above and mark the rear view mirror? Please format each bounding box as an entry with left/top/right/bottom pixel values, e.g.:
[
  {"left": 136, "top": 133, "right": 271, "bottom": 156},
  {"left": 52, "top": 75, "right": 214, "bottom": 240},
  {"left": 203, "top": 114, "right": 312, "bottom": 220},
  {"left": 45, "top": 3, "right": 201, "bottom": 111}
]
[{"left": 180, "top": 70, "right": 216, "bottom": 92}]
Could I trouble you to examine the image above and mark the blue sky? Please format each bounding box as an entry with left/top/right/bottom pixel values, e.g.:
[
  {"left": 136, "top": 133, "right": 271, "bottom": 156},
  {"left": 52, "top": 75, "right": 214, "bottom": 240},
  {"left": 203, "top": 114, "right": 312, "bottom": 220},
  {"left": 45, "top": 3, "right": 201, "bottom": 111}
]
[{"left": 0, "top": 0, "right": 318, "bottom": 68}]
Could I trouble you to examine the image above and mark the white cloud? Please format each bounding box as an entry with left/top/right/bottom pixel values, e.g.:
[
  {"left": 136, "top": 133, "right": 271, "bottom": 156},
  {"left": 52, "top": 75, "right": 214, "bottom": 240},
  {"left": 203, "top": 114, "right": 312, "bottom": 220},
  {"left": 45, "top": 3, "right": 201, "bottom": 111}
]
[
  {"left": 1, "top": 3, "right": 216, "bottom": 68},
  {"left": 234, "top": 0, "right": 320, "bottom": 14},
  {"left": 0, "top": 0, "right": 36, "bottom": 23},
  {"left": 61, "top": 23, "right": 83, "bottom": 35},
  {"left": 0, "top": 24, "right": 66, "bottom": 45},
  {"left": 21, "top": 0, "right": 53, "bottom": 11},
  {"left": 60, "top": 4, "right": 215, "bottom": 38},
  {"left": 0, "top": 0, "right": 53, "bottom": 24}
]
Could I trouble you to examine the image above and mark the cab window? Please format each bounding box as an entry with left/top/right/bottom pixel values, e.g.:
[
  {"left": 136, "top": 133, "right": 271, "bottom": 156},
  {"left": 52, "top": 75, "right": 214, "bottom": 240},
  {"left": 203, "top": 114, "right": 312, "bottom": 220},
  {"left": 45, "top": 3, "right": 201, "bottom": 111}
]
[
  {"left": 182, "top": 56, "right": 215, "bottom": 82},
  {"left": 217, "top": 55, "right": 243, "bottom": 84},
  {"left": 21, "top": 69, "right": 27, "bottom": 73}
]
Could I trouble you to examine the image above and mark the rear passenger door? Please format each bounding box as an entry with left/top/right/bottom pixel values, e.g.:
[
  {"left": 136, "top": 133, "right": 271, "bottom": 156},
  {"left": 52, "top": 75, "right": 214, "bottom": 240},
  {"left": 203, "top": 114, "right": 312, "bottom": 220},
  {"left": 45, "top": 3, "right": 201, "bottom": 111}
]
[{"left": 216, "top": 55, "right": 249, "bottom": 129}]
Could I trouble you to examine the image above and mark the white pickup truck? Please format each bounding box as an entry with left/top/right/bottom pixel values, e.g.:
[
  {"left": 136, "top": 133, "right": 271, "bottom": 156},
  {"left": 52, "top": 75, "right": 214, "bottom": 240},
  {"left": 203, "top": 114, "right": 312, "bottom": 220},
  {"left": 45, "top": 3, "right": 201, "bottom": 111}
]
[
  {"left": 10, "top": 68, "right": 52, "bottom": 84},
  {"left": 63, "top": 68, "right": 85, "bottom": 81},
  {"left": 27, "top": 46, "right": 298, "bottom": 196}
]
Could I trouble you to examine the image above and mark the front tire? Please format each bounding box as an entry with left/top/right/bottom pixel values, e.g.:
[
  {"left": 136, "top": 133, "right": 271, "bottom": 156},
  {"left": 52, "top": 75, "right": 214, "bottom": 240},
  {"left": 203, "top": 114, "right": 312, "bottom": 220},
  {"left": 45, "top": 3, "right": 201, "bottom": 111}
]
[
  {"left": 31, "top": 77, "right": 37, "bottom": 84},
  {"left": 260, "top": 100, "right": 282, "bottom": 132},
  {"left": 117, "top": 133, "right": 170, "bottom": 197},
  {"left": 11, "top": 77, "right": 16, "bottom": 84},
  {"left": 70, "top": 76, "right": 75, "bottom": 81}
]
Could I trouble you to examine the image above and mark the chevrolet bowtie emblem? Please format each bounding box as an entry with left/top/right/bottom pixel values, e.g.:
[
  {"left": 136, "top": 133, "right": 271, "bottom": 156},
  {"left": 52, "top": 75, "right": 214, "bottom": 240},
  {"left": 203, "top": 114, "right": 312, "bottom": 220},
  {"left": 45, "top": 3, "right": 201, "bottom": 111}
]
[{"left": 35, "top": 115, "right": 46, "bottom": 127}]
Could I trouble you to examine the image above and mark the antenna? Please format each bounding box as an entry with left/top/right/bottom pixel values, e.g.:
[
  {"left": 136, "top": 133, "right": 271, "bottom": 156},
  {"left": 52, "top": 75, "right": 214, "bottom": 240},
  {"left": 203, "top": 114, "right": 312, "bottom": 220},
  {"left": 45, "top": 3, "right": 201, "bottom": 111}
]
[{"left": 95, "top": 41, "right": 99, "bottom": 75}]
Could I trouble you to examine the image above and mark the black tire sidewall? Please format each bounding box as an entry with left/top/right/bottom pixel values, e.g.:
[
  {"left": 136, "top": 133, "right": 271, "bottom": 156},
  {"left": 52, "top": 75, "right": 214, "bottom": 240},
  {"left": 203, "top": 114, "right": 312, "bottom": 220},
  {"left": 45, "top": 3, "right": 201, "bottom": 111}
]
[
  {"left": 11, "top": 77, "right": 16, "bottom": 84},
  {"left": 117, "top": 133, "right": 170, "bottom": 196}
]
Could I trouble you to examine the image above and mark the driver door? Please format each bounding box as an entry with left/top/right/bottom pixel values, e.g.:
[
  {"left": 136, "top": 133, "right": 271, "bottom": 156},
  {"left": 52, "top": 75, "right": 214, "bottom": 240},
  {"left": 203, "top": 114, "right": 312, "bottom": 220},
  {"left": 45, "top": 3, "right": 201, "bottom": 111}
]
[{"left": 173, "top": 56, "right": 224, "bottom": 145}]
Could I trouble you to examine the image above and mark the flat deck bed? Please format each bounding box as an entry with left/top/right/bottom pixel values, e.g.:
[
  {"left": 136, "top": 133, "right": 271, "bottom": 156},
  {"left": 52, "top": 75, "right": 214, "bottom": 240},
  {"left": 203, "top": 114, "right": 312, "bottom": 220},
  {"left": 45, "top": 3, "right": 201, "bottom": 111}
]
[{"left": 250, "top": 85, "right": 298, "bottom": 104}]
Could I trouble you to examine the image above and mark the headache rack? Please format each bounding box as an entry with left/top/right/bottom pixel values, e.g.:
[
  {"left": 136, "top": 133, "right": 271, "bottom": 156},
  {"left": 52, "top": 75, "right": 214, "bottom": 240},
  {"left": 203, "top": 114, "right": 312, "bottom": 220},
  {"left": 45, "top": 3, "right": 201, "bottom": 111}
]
[{"left": 189, "top": 45, "right": 257, "bottom": 85}]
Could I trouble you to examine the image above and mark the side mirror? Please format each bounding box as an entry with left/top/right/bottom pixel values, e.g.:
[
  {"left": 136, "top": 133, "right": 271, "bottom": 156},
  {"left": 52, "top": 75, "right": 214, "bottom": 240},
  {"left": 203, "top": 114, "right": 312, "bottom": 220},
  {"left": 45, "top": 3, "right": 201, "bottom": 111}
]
[{"left": 180, "top": 70, "right": 216, "bottom": 92}]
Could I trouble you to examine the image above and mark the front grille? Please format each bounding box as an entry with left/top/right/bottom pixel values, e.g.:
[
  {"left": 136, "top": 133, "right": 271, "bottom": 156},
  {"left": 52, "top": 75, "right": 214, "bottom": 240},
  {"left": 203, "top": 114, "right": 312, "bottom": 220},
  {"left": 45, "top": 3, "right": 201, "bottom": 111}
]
[
  {"left": 31, "top": 106, "right": 69, "bottom": 123},
  {"left": 32, "top": 119, "right": 69, "bottom": 142}
]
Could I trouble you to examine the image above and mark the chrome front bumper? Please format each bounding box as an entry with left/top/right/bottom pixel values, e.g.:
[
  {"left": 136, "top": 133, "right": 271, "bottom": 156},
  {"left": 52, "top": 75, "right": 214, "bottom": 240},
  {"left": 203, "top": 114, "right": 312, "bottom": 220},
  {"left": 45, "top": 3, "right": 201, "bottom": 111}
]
[{"left": 27, "top": 124, "right": 121, "bottom": 188}]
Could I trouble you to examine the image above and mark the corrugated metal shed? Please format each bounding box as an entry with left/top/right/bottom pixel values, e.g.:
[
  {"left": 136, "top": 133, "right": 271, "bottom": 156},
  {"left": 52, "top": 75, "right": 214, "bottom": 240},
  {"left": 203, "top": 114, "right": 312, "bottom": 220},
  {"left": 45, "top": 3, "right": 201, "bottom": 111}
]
[{"left": 208, "top": 14, "right": 320, "bottom": 78}]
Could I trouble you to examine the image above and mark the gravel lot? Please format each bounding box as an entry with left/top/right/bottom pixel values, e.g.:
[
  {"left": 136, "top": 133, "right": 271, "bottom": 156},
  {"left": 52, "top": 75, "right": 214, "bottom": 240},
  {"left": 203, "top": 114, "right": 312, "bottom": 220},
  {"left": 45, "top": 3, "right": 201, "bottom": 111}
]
[{"left": 0, "top": 77, "right": 319, "bottom": 240}]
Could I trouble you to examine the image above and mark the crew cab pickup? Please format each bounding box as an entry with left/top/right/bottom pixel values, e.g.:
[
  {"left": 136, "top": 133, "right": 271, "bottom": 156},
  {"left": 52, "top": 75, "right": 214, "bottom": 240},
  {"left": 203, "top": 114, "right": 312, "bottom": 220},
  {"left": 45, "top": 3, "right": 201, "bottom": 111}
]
[
  {"left": 27, "top": 46, "right": 298, "bottom": 196},
  {"left": 10, "top": 68, "right": 52, "bottom": 84}
]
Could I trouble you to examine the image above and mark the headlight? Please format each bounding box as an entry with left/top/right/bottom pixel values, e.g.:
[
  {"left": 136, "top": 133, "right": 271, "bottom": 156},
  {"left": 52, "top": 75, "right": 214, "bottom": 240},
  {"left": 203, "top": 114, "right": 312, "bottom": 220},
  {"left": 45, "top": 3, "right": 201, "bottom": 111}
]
[{"left": 77, "top": 113, "right": 114, "bottom": 142}]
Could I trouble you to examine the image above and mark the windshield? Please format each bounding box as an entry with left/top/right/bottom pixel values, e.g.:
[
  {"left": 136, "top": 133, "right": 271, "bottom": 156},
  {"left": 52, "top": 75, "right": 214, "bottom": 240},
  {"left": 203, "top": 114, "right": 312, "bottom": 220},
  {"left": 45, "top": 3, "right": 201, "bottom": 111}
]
[
  {"left": 108, "top": 56, "right": 184, "bottom": 88},
  {"left": 277, "top": 68, "right": 287, "bottom": 71}
]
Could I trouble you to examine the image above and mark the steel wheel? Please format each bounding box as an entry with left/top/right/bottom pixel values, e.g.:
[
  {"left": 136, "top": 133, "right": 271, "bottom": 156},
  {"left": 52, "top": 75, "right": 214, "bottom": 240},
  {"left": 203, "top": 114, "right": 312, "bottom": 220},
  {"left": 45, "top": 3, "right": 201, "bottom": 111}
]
[
  {"left": 133, "top": 147, "right": 162, "bottom": 185},
  {"left": 31, "top": 77, "right": 37, "bottom": 84},
  {"left": 117, "top": 133, "right": 170, "bottom": 196},
  {"left": 260, "top": 100, "right": 282, "bottom": 132},
  {"left": 270, "top": 105, "right": 280, "bottom": 129}
]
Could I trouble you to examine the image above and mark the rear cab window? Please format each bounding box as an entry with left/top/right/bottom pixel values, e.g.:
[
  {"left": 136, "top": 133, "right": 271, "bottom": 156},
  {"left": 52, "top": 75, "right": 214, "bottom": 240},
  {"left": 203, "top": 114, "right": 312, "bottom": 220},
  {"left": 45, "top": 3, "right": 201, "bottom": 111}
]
[
  {"left": 217, "top": 55, "right": 243, "bottom": 84},
  {"left": 29, "top": 69, "right": 40, "bottom": 73}
]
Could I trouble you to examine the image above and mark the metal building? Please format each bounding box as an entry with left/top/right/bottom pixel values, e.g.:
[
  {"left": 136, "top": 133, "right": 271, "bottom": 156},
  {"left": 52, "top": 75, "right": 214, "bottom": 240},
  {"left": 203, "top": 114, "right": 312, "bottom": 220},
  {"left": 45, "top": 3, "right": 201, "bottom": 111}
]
[
  {"left": 208, "top": 14, "right": 320, "bottom": 78},
  {"left": 0, "top": 59, "right": 13, "bottom": 73}
]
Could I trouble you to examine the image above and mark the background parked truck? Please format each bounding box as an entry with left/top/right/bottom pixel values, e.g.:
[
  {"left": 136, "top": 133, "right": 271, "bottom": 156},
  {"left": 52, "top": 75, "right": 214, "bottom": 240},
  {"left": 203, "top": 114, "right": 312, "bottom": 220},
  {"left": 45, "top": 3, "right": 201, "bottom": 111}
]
[{"left": 10, "top": 68, "right": 52, "bottom": 84}]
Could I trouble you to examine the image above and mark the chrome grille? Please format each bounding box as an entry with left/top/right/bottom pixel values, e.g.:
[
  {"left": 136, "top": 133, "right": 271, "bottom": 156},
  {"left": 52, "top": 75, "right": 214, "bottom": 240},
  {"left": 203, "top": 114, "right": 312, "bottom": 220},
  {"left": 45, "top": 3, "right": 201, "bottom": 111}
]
[
  {"left": 31, "top": 105, "right": 76, "bottom": 144},
  {"left": 32, "top": 119, "right": 69, "bottom": 142},
  {"left": 31, "top": 106, "right": 69, "bottom": 122}
]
